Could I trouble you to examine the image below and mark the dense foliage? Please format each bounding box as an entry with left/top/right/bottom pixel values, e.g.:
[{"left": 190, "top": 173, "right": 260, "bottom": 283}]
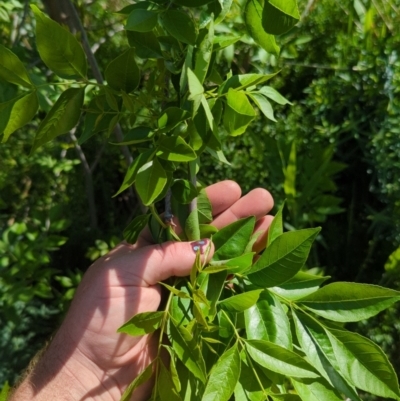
[{"left": 1, "top": 0, "right": 400, "bottom": 399}]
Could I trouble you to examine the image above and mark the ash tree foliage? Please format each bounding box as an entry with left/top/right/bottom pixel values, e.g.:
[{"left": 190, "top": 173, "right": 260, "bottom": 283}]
[{"left": 1, "top": 0, "right": 400, "bottom": 400}]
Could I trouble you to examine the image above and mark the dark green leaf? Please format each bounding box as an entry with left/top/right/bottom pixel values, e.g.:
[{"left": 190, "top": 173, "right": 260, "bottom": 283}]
[
  {"left": 262, "top": 0, "right": 300, "bottom": 35},
  {"left": 123, "top": 214, "right": 150, "bottom": 244},
  {"left": 31, "top": 4, "right": 87, "bottom": 79},
  {"left": 120, "top": 361, "right": 154, "bottom": 401},
  {"left": 0, "top": 45, "right": 33, "bottom": 88},
  {"left": 245, "top": 291, "right": 291, "bottom": 348},
  {"left": 157, "top": 135, "right": 197, "bottom": 162},
  {"left": 298, "top": 282, "right": 400, "bottom": 322},
  {"left": 212, "top": 216, "right": 256, "bottom": 261},
  {"left": 202, "top": 343, "right": 241, "bottom": 401},
  {"left": 114, "top": 150, "right": 153, "bottom": 197},
  {"left": 244, "top": 0, "right": 280, "bottom": 57},
  {"left": 247, "top": 227, "right": 321, "bottom": 288},
  {"left": 219, "top": 289, "right": 263, "bottom": 312},
  {"left": 105, "top": 48, "right": 140, "bottom": 93},
  {"left": 169, "top": 318, "right": 207, "bottom": 383},
  {"left": 126, "top": 9, "right": 158, "bottom": 32},
  {"left": 246, "top": 339, "right": 318, "bottom": 378},
  {"left": 136, "top": 158, "right": 168, "bottom": 206},
  {"left": 117, "top": 311, "right": 164, "bottom": 336},
  {"left": 223, "top": 89, "right": 255, "bottom": 136},
  {"left": 160, "top": 10, "right": 197, "bottom": 45},
  {"left": 31, "top": 87, "right": 85, "bottom": 153},
  {"left": 127, "top": 31, "right": 162, "bottom": 58},
  {"left": 1, "top": 91, "right": 39, "bottom": 142}
]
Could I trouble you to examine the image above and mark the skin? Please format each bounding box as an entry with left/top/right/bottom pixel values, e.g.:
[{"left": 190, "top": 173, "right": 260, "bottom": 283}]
[{"left": 11, "top": 181, "right": 274, "bottom": 401}]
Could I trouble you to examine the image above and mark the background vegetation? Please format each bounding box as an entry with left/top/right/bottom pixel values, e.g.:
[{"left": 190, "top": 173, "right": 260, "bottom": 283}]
[{"left": 1, "top": 0, "right": 400, "bottom": 397}]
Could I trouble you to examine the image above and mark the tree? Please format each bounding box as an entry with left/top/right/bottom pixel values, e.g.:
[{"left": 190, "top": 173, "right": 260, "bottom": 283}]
[{"left": 1, "top": 0, "right": 400, "bottom": 400}]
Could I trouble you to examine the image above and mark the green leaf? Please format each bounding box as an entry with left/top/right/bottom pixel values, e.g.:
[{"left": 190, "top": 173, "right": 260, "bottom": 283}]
[
  {"left": 247, "top": 227, "right": 321, "bottom": 288},
  {"left": 120, "top": 361, "right": 154, "bottom": 401},
  {"left": 171, "top": 179, "right": 198, "bottom": 205},
  {"left": 223, "top": 89, "right": 255, "bottom": 136},
  {"left": 105, "top": 48, "right": 140, "bottom": 93},
  {"left": 326, "top": 327, "right": 400, "bottom": 399},
  {"left": 267, "top": 202, "right": 284, "bottom": 246},
  {"left": 169, "top": 318, "right": 207, "bottom": 383},
  {"left": 219, "top": 289, "right": 263, "bottom": 312},
  {"left": 0, "top": 45, "right": 33, "bottom": 87},
  {"left": 127, "top": 31, "right": 162, "bottom": 59},
  {"left": 202, "top": 343, "right": 241, "bottom": 401},
  {"left": 113, "top": 150, "right": 153, "bottom": 196},
  {"left": 194, "top": 20, "right": 214, "bottom": 84},
  {"left": 1, "top": 91, "right": 39, "bottom": 142},
  {"left": 244, "top": 0, "right": 280, "bottom": 57},
  {"left": 245, "top": 291, "right": 291, "bottom": 348},
  {"left": 291, "top": 378, "right": 344, "bottom": 401},
  {"left": 31, "top": 87, "right": 85, "bottom": 153},
  {"left": 126, "top": 9, "right": 158, "bottom": 32},
  {"left": 219, "top": 72, "right": 278, "bottom": 94},
  {"left": 157, "top": 135, "right": 197, "bottom": 162},
  {"left": 262, "top": 0, "right": 300, "bottom": 35},
  {"left": 292, "top": 310, "right": 362, "bottom": 401},
  {"left": 245, "top": 339, "right": 318, "bottom": 378},
  {"left": 117, "top": 311, "right": 164, "bottom": 336},
  {"left": 248, "top": 92, "right": 276, "bottom": 122},
  {"left": 298, "top": 282, "right": 400, "bottom": 322},
  {"left": 271, "top": 271, "right": 330, "bottom": 300},
  {"left": 123, "top": 214, "right": 150, "bottom": 244},
  {"left": 160, "top": 10, "right": 197, "bottom": 45},
  {"left": 136, "top": 158, "right": 168, "bottom": 206},
  {"left": 31, "top": 4, "right": 87, "bottom": 79},
  {"left": 212, "top": 216, "right": 256, "bottom": 261},
  {"left": 259, "top": 86, "right": 292, "bottom": 105}
]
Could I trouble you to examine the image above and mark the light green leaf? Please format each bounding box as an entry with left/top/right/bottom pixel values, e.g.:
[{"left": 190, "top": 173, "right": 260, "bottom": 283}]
[
  {"left": 194, "top": 19, "right": 214, "bottom": 84},
  {"left": 169, "top": 318, "right": 207, "bottom": 383},
  {"left": 105, "top": 48, "right": 140, "bottom": 93},
  {"left": 0, "top": 45, "right": 33, "bottom": 87},
  {"left": 120, "top": 361, "right": 154, "bottom": 401},
  {"left": 117, "top": 311, "right": 164, "bottom": 336},
  {"left": 126, "top": 9, "right": 158, "bottom": 32},
  {"left": 31, "top": 4, "right": 87, "bottom": 79},
  {"left": 291, "top": 378, "right": 344, "bottom": 401},
  {"left": 259, "top": 86, "right": 292, "bottom": 105},
  {"left": 245, "top": 291, "right": 291, "bottom": 348},
  {"left": 160, "top": 10, "right": 197, "bottom": 45},
  {"left": 326, "top": 327, "right": 400, "bottom": 399},
  {"left": 157, "top": 135, "right": 197, "bottom": 162},
  {"left": 113, "top": 150, "right": 153, "bottom": 196},
  {"left": 248, "top": 92, "right": 276, "bottom": 122},
  {"left": 244, "top": 0, "right": 280, "bottom": 57},
  {"left": 247, "top": 227, "right": 321, "bottom": 288},
  {"left": 136, "top": 158, "right": 168, "bottom": 206},
  {"left": 267, "top": 202, "right": 284, "bottom": 246},
  {"left": 298, "top": 282, "right": 400, "bottom": 322},
  {"left": 271, "top": 271, "right": 330, "bottom": 300},
  {"left": 1, "top": 91, "right": 38, "bottom": 142},
  {"left": 202, "top": 343, "right": 241, "bottom": 401},
  {"left": 292, "top": 310, "right": 362, "bottom": 401},
  {"left": 123, "top": 214, "right": 150, "bottom": 244},
  {"left": 219, "top": 289, "right": 263, "bottom": 312},
  {"left": 223, "top": 89, "right": 255, "bottom": 136},
  {"left": 31, "top": 87, "right": 85, "bottom": 153},
  {"left": 212, "top": 216, "right": 256, "bottom": 261},
  {"left": 262, "top": 0, "right": 300, "bottom": 35},
  {"left": 245, "top": 339, "right": 318, "bottom": 378}
]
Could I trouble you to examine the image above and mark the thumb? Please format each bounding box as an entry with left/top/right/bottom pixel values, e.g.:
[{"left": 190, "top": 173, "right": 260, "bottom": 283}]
[{"left": 137, "top": 239, "right": 214, "bottom": 286}]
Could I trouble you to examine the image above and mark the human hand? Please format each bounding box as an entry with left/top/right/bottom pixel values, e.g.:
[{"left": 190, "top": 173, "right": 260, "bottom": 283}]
[{"left": 12, "top": 181, "right": 274, "bottom": 401}]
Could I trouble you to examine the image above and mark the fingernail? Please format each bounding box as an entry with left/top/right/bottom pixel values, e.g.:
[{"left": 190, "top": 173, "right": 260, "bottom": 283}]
[{"left": 191, "top": 239, "right": 209, "bottom": 254}]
